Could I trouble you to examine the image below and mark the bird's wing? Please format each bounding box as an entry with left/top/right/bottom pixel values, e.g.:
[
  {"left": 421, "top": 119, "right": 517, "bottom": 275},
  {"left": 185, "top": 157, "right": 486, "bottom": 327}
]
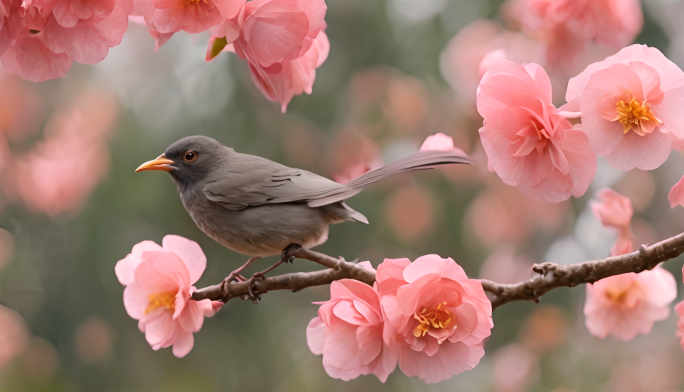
[{"left": 201, "top": 154, "right": 351, "bottom": 210}]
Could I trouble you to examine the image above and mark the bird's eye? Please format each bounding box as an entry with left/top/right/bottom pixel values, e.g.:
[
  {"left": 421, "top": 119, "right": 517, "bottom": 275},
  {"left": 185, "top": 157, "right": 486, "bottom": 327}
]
[{"left": 183, "top": 151, "right": 198, "bottom": 163}]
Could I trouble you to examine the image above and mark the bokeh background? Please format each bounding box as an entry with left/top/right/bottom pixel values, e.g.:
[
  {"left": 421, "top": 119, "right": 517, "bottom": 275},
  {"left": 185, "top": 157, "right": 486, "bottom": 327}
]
[{"left": 2, "top": 0, "right": 684, "bottom": 391}]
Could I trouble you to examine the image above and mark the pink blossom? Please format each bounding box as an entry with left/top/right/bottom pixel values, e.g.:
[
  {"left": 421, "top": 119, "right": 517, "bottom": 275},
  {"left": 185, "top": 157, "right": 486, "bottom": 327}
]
[
  {"left": 116, "top": 235, "right": 222, "bottom": 358},
  {"left": 306, "top": 262, "right": 397, "bottom": 382},
  {"left": 419, "top": 133, "right": 466, "bottom": 156},
  {"left": 8, "top": 92, "right": 116, "bottom": 216},
  {"left": 0, "top": 304, "right": 28, "bottom": 370},
  {"left": 132, "top": 0, "right": 242, "bottom": 39},
  {"left": 440, "top": 19, "right": 545, "bottom": 103},
  {"left": 0, "top": 0, "right": 132, "bottom": 82},
  {"left": 477, "top": 61, "right": 597, "bottom": 202},
  {"left": 377, "top": 255, "right": 493, "bottom": 384},
  {"left": 591, "top": 188, "right": 633, "bottom": 231},
  {"left": 668, "top": 175, "right": 684, "bottom": 209},
  {"left": 591, "top": 188, "right": 634, "bottom": 257},
  {"left": 504, "top": 0, "right": 642, "bottom": 67},
  {"left": 584, "top": 266, "right": 676, "bottom": 341},
  {"left": 565, "top": 45, "right": 684, "bottom": 170},
  {"left": 676, "top": 300, "right": 684, "bottom": 349},
  {"left": 492, "top": 343, "right": 540, "bottom": 392},
  {"left": 206, "top": 0, "right": 328, "bottom": 112}
]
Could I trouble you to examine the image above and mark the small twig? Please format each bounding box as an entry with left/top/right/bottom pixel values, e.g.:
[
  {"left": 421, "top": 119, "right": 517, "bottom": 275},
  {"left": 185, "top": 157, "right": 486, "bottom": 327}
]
[{"left": 192, "top": 232, "right": 684, "bottom": 310}]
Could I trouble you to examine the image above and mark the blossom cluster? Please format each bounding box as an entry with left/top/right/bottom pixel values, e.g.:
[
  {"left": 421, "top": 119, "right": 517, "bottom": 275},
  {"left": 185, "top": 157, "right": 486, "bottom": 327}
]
[{"left": 307, "top": 255, "right": 493, "bottom": 384}]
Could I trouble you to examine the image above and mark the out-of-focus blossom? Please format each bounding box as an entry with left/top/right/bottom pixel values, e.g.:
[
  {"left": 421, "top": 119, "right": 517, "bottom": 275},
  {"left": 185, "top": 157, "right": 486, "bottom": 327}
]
[
  {"left": 466, "top": 185, "right": 570, "bottom": 247},
  {"left": 477, "top": 61, "right": 596, "bottom": 202},
  {"left": 0, "top": 228, "right": 13, "bottom": 271},
  {"left": 385, "top": 76, "right": 429, "bottom": 133},
  {"left": 378, "top": 255, "right": 493, "bottom": 384},
  {"left": 306, "top": 262, "right": 397, "bottom": 382},
  {"left": 492, "top": 343, "right": 540, "bottom": 392},
  {"left": 20, "top": 337, "right": 58, "bottom": 381},
  {"left": 133, "top": 0, "right": 243, "bottom": 48},
  {"left": 116, "top": 235, "right": 222, "bottom": 358},
  {"left": 0, "top": 304, "right": 28, "bottom": 370},
  {"left": 385, "top": 187, "right": 434, "bottom": 241},
  {"left": 478, "top": 246, "right": 533, "bottom": 285},
  {"left": 419, "top": 133, "right": 466, "bottom": 155},
  {"left": 676, "top": 300, "right": 684, "bottom": 349},
  {"left": 565, "top": 45, "right": 684, "bottom": 170},
  {"left": 503, "top": 0, "right": 642, "bottom": 67},
  {"left": 206, "top": 0, "right": 329, "bottom": 112},
  {"left": 590, "top": 188, "right": 633, "bottom": 257},
  {"left": 605, "top": 353, "right": 683, "bottom": 392},
  {"left": 0, "top": 0, "right": 133, "bottom": 82},
  {"left": 584, "top": 266, "right": 676, "bottom": 341},
  {"left": 8, "top": 92, "right": 117, "bottom": 216},
  {"left": 0, "top": 75, "right": 40, "bottom": 141},
  {"left": 519, "top": 305, "right": 567, "bottom": 354},
  {"left": 330, "top": 130, "right": 382, "bottom": 185},
  {"left": 74, "top": 317, "right": 114, "bottom": 363},
  {"left": 440, "top": 19, "right": 545, "bottom": 103}
]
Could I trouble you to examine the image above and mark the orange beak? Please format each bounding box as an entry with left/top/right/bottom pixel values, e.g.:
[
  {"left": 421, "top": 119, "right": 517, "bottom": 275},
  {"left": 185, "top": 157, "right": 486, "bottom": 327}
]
[{"left": 135, "top": 154, "right": 175, "bottom": 172}]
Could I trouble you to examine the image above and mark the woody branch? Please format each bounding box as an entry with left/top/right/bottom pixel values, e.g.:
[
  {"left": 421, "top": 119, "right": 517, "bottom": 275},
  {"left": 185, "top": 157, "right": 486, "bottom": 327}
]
[{"left": 191, "top": 232, "right": 684, "bottom": 309}]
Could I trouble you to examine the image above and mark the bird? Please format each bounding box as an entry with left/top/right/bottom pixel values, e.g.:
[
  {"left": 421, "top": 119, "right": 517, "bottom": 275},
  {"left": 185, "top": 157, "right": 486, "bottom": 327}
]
[{"left": 136, "top": 135, "right": 471, "bottom": 295}]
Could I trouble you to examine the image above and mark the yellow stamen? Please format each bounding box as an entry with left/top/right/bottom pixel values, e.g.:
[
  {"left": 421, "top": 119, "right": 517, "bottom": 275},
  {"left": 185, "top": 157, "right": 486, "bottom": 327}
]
[
  {"left": 615, "top": 97, "right": 661, "bottom": 135},
  {"left": 412, "top": 302, "right": 454, "bottom": 338},
  {"left": 144, "top": 291, "right": 176, "bottom": 314}
]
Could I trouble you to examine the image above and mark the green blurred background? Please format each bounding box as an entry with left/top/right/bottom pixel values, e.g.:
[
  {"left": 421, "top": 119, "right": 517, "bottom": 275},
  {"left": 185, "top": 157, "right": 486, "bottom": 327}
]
[{"left": 2, "top": 0, "right": 684, "bottom": 391}]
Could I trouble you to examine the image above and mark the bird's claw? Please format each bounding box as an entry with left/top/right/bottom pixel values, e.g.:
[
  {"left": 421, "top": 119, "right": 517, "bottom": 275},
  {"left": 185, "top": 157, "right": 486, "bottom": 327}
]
[
  {"left": 281, "top": 243, "right": 302, "bottom": 264},
  {"left": 241, "top": 272, "right": 265, "bottom": 304}
]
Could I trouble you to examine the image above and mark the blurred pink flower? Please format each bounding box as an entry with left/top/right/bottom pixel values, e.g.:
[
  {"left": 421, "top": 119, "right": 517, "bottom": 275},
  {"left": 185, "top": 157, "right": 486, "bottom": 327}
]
[
  {"left": 584, "top": 266, "right": 676, "bottom": 341},
  {"left": 378, "top": 255, "right": 493, "bottom": 384},
  {"left": 116, "top": 235, "right": 222, "bottom": 358},
  {"left": 492, "top": 343, "right": 540, "bottom": 392},
  {"left": 591, "top": 188, "right": 633, "bottom": 256},
  {"left": 8, "top": 92, "right": 117, "bottom": 216},
  {"left": 385, "top": 187, "right": 434, "bottom": 241},
  {"left": 0, "top": 75, "right": 40, "bottom": 141},
  {"left": 419, "top": 133, "right": 465, "bottom": 155},
  {"left": 307, "top": 263, "right": 398, "bottom": 382},
  {"left": 440, "top": 19, "right": 545, "bottom": 104},
  {"left": 330, "top": 130, "right": 382, "bottom": 185},
  {"left": 74, "top": 317, "right": 113, "bottom": 363},
  {"left": 676, "top": 300, "right": 684, "bottom": 349},
  {"left": 206, "top": 0, "right": 328, "bottom": 112},
  {"left": 565, "top": 45, "right": 684, "bottom": 170},
  {"left": 132, "top": 0, "right": 242, "bottom": 42},
  {"left": 479, "top": 246, "right": 533, "bottom": 285},
  {"left": 0, "top": 304, "right": 28, "bottom": 370},
  {"left": 504, "top": 0, "right": 642, "bottom": 67},
  {"left": 0, "top": 0, "right": 132, "bottom": 82},
  {"left": 477, "top": 61, "right": 596, "bottom": 202}
]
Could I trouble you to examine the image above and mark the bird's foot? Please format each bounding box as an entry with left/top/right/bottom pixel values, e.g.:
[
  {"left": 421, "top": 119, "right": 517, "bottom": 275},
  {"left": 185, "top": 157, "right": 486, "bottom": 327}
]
[
  {"left": 240, "top": 273, "right": 266, "bottom": 304},
  {"left": 220, "top": 271, "right": 240, "bottom": 302},
  {"left": 281, "top": 243, "right": 302, "bottom": 264}
]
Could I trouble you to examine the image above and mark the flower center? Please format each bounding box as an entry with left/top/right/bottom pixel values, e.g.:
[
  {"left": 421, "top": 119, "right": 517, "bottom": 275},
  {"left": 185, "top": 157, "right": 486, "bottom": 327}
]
[
  {"left": 615, "top": 97, "right": 661, "bottom": 135},
  {"left": 144, "top": 291, "right": 176, "bottom": 314},
  {"left": 413, "top": 302, "right": 453, "bottom": 338},
  {"left": 604, "top": 281, "right": 641, "bottom": 309}
]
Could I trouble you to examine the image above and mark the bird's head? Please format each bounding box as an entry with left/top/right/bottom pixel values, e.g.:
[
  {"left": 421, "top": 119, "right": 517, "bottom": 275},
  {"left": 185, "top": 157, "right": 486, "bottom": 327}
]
[{"left": 136, "top": 135, "right": 231, "bottom": 190}]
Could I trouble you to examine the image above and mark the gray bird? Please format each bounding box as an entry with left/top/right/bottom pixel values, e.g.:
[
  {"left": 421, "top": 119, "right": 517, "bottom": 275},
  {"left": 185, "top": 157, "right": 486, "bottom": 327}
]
[{"left": 136, "top": 135, "right": 471, "bottom": 284}]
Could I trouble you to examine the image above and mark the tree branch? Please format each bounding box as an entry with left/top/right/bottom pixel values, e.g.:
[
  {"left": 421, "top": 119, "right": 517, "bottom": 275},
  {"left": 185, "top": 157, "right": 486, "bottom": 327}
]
[{"left": 192, "top": 232, "right": 684, "bottom": 309}]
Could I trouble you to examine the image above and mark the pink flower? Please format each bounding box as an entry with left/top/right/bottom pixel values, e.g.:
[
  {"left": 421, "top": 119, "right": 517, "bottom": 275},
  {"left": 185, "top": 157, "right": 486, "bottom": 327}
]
[
  {"left": 8, "top": 92, "right": 116, "bottom": 216},
  {"left": 206, "top": 0, "right": 328, "bottom": 112},
  {"left": 419, "top": 133, "right": 466, "bottom": 156},
  {"left": 306, "top": 262, "right": 398, "bottom": 382},
  {"left": 477, "top": 61, "right": 597, "bottom": 202},
  {"left": 115, "top": 235, "right": 222, "bottom": 358},
  {"left": 440, "top": 19, "right": 545, "bottom": 104},
  {"left": 590, "top": 188, "right": 634, "bottom": 256},
  {"left": 668, "top": 175, "right": 684, "bottom": 209},
  {"left": 0, "top": 0, "right": 132, "bottom": 82},
  {"left": 504, "top": 0, "right": 642, "bottom": 67},
  {"left": 584, "top": 266, "right": 676, "bottom": 341},
  {"left": 377, "top": 255, "right": 493, "bottom": 384},
  {"left": 565, "top": 45, "right": 684, "bottom": 170},
  {"left": 676, "top": 300, "right": 684, "bottom": 349},
  {"left": 0, "top": 304, "right": 28, "bottom": 370}
]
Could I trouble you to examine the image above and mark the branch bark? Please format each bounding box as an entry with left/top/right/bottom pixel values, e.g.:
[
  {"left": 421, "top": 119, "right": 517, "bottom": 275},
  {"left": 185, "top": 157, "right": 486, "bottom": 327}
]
[{"left": 192, "top": 232, "right": 684, "bottom": 310}]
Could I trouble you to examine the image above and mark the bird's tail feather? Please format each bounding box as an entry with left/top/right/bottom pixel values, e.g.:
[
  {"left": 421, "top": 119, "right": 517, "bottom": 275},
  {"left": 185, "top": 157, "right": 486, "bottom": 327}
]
[{"left": 307, "top": 150, "right": 471, "bottom": 208}]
